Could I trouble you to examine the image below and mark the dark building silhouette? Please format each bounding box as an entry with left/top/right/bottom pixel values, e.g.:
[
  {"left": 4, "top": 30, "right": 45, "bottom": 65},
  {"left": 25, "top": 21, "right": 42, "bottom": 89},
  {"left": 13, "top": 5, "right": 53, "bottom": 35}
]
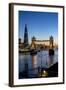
[
  {"left": 23, "top": 24, "right": 29, "bottom": 48},
  {"left": 19, "top": 38, "right": 21, "bottom": 44}
]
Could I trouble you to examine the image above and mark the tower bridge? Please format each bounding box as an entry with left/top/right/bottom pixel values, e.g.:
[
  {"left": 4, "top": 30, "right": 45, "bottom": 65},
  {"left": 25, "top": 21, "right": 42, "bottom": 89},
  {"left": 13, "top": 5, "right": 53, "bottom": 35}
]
[{"left": 31, "top": 36, "right": 54, "bottom": 50}]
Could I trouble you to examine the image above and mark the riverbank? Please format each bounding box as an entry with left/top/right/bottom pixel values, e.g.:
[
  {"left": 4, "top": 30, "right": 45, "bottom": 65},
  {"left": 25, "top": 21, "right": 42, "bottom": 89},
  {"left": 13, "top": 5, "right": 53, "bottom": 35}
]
[{"left": 19, "top": 62, "right": 58, "bottom": 79}]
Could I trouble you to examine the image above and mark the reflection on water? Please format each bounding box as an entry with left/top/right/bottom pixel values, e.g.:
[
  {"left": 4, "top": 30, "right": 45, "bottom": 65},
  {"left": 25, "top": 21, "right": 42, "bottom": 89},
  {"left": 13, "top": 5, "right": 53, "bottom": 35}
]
[
  {"left": 32, "top": 55, "right": 37, "bottom": 68},
  {"left": 19, "top": 50, "right": 58, "bottom": 78}
]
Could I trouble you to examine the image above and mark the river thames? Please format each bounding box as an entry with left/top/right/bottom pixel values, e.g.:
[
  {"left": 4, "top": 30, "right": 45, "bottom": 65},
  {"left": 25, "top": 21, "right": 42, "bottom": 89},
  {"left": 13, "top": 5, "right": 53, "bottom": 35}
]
[{"left": 19, "top": 49, "right": 58, "bottom": 79}]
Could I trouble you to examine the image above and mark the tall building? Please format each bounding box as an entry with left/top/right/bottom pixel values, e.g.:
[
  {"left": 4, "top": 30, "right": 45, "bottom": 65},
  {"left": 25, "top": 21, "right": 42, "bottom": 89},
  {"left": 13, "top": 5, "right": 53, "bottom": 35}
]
[{"left": 23, "top": 24, "right": 29, "bottom": 48}]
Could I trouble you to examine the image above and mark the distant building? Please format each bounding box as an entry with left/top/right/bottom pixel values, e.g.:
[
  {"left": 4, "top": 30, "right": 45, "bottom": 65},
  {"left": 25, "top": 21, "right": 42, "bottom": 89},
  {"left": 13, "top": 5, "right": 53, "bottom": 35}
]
[{"left": 19, "top": 38, "right": 24, "bottom": 49}]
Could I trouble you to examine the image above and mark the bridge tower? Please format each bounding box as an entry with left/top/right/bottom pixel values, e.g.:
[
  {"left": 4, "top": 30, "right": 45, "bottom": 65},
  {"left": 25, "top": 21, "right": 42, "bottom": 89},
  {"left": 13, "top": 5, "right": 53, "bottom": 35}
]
[
  {"left": 31, "top": 36, "right": 36, "bottom": 49},
  {"left": 49, "top": 36, "right": 54, "bottom": 55},
  {"left": 49, "top": 36, "right": 54, "bottom": 49}
]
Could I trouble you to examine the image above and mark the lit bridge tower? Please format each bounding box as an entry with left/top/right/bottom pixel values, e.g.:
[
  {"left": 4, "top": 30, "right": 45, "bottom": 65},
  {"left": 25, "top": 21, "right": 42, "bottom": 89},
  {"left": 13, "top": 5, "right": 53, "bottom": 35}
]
[{"left": 31, "top": 36, "right": 36, "bottom": 49}]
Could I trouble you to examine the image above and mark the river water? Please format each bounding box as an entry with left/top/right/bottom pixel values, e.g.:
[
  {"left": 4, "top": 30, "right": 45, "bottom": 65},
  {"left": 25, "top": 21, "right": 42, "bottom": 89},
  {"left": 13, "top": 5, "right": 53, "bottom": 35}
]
[{"left": 19, "top": 50, "right": 58, "bottom": 78}]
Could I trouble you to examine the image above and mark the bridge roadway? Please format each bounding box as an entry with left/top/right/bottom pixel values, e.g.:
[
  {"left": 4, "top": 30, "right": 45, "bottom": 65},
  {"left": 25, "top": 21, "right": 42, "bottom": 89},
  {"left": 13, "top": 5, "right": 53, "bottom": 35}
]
[{"left": 19, "top": 48, "right": 54, "bottom": 55}]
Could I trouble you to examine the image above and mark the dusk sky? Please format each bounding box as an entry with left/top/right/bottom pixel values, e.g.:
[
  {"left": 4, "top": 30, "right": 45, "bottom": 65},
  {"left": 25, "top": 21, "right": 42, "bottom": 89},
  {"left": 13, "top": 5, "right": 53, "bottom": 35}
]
[{"left": 19, "top": 11, "right": 58, "bottom": 44}]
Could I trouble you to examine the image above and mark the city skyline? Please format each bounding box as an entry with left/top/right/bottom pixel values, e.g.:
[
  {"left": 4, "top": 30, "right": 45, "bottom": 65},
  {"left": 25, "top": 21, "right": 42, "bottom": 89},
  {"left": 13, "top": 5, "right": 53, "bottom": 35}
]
[{"left": 19, "top": 11, "right": 58, "bottom": 44}]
